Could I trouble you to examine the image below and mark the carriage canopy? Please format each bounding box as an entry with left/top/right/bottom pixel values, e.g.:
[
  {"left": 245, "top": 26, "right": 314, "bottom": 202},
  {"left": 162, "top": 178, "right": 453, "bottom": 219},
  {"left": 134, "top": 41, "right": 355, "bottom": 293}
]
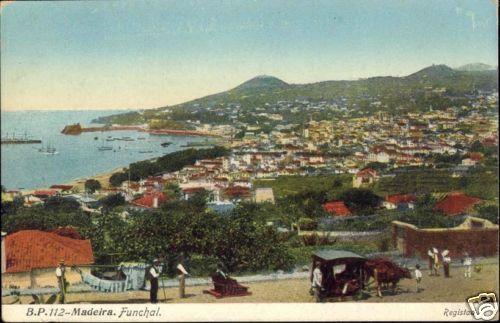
[{"left": 312, "top": 249, "right": 366, "bottom": 265}]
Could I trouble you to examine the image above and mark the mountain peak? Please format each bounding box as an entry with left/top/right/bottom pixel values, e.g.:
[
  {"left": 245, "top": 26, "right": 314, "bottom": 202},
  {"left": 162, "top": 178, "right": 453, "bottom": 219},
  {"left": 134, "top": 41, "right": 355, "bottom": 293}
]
[
  {"left": 233, "top": 75, "right": 288, "bottom": 91},
  {"left": 406, "top": 64, "right": 456, "bottom": 79},
  {"left": 455, "top": 63, "right": 494, "bottom": 72}
]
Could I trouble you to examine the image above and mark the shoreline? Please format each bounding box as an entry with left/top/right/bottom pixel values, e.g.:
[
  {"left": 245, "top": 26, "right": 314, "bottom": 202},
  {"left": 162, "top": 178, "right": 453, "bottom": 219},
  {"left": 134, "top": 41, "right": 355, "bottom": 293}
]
[{"left": 20, "top": 166, "right": 127, "bottom": 195}]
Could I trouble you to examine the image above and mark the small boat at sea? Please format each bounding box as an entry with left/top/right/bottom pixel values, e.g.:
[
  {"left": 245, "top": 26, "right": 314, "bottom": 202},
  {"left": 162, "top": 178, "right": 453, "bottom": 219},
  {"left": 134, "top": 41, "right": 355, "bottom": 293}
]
[
  {"left": 160, "top": 142, "right": 172, "bottom": 147},
  {"left": 39, "top": 142, "right": 57, "bottom": 155},
  {"left": 98, "top": 138, "right": 113, "bottom": 151},
  {"left": 94, "top": 137, "right": 98, "bottom": 140},
  {"left": 139, "top": 150, "right": 154, "bottom": 153},
  {"left": 106, "top": 138, "right": 115, "bottom": 142},
  {"left": 137, "top": 137, "right": 146, "bottom": 140}
]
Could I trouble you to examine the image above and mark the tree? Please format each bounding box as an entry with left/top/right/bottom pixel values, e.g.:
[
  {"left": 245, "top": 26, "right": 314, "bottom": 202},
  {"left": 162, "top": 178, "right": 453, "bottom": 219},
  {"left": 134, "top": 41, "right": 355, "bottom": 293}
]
[
  {"left": 1, "top": 206, "right": 92, "bottom": 235},
  {"left": 474, "top": 204, "right": 499, "bottom": 224},
  {"left": 85, "top": 179, "right": 102, "bottom": 193},
  {"left": 44, "top": 196, "right": 81, "bottom": 213},
  {"left": 163, "top": 183, "right": 182, "bottom": 200},
  {"left": 364, "top": 162, "right": 388, "bottom": 172},
  {"left": 339, "top": 188, "right": 382, "bottom": 215},
  {"left": 99, "top": 193, "right": 125, "bottom": 210}
]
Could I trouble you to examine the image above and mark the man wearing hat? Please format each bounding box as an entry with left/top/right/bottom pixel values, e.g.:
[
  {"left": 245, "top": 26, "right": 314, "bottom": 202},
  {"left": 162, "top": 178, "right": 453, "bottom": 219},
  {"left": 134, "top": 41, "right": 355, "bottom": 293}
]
[
  {"left": 148, "top": 259, "right": 162, "bottom": 303},
  {"left": 55, "top": 260, "right": 66, "bottom": 304},
  {"left": 441, "top": 250, "right": 451, "bottom": 278},
  {"left": 311, "top": 261, "right": 323, "bottom": 302},
  {"left": 427, "top": 249, "right": 434, "bottom": 275},
  {"left": 432, "top": 248, "right": 440, "bottom": 276}
]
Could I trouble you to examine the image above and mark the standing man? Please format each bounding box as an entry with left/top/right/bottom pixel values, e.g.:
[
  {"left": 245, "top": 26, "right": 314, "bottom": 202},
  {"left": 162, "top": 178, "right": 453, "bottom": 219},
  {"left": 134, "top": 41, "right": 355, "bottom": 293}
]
[
  {"left": 55, "top": 260, "right": 66, "bottom": 304},
  {"left": 427, "top": 249, "right": 434, "bottom": 275},
  {"left": 311, "top": 261, "right": 323, "bottom": 303},
  {"left": 442, "top": 250, "right": 451, "bottom": 278},
  {"left": 463, "top": 252, "right": 472, "bottom": 278},
  {"left": 432, "top": 248, "right": 440, "bottom": 276},
  {"left": 177, "top": 263, "right": 189, "bottom": 299},
  {"left": 149, "top": 259, "right": 161, "bottom": 303}
]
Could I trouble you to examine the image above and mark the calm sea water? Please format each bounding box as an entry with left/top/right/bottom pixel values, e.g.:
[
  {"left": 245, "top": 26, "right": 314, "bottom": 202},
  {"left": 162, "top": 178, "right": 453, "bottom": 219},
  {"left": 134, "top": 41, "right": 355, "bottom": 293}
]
[{"left": 1, "top": 110, "right": 207, "bottom": 190}]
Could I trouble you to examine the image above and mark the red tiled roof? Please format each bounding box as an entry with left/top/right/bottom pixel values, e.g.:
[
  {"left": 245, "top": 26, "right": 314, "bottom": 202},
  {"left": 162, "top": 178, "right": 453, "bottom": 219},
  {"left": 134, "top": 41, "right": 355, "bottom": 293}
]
[
  {"left": 33, "top": 190, "right": 58, "bottom": 197},
  {"left": 5, "top": 230, "right": 94, "bottom": 273},
  {"left": 182, "top": 187, "right": 206, "bottom": 194},
  {"left": 131, "top": 192, "right": 167, "bottom": 209},
  {"left": 385, "top": 194, "right": 416, "bottom": 205},
  {"left": 434, "top": 192, "right": 482, "bottom": 216},
  {"left": 323, "top": 201, "right": 352, "bottom": 217},
  {"left": 223, "top": 186, "right": 251, "bottom": 198},
  {"left": 356, "top": 168, "right": 378, "bottom": 178},
  {"left": 468, "top": 152, "right": 484, "bottom": 162},
  {"left": 49, "top": 185, "right": 73, "bottom": 190}
]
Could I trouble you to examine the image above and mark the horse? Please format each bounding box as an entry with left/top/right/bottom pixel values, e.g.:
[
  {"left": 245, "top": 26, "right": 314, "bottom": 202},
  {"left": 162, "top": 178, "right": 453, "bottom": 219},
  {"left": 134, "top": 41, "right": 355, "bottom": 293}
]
[{"left": 363, "top": 258, "right": 412, "bottom": 297}]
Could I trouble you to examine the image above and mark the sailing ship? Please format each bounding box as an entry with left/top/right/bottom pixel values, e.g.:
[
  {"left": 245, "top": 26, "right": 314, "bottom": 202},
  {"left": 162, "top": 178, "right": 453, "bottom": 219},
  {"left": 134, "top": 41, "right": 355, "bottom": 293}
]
[
  {"left": 38, "top": 142, "right": 57, "bottom": 155},
  {"left": 1, "top": 131, "right": 42, "bottom": 144}
]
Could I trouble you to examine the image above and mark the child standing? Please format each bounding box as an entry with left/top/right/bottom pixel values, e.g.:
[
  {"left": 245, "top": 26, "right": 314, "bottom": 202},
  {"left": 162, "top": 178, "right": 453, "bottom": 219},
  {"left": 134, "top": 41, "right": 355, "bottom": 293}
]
[
  {"left": 414, "top": 264, "right": 422, "bottom": 292},
  {"left": 463, "top": 252, "right": 472, "bottom": 278}
]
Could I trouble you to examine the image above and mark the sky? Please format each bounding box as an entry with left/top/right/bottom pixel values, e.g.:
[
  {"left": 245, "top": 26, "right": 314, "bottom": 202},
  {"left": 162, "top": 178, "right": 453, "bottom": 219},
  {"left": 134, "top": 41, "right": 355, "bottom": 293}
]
[{"left": 1, "top": 0, "right": 498, "bottom": 111}]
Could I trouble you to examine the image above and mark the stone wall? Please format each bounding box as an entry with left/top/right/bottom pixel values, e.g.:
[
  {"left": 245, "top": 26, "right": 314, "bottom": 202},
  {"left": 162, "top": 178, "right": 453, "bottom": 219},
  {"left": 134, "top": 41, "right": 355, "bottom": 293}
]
[{"left": 392, "top": 220, "right": 499, "bottom": 259}]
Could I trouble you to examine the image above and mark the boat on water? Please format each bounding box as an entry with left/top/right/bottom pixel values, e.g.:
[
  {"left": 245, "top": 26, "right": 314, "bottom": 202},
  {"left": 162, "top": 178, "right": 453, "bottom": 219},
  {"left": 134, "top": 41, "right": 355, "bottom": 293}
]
[
  {"left": 98, "top": 138, "right": 113, "bottom": 151},
  {"left": 139, "top": 150, "right": 154, "bottom": 153},
  {"left": 181, "top": 139, "right": 217, "bottom": 147},
  {"left": 39, "top": 142, "right": 57, "bottom": 155},
  {"left": 137, "top": 137, "right": 146, "bottom": 140},
  {"left": 160, "top": 142, "right": 172, "bottom": 147}
]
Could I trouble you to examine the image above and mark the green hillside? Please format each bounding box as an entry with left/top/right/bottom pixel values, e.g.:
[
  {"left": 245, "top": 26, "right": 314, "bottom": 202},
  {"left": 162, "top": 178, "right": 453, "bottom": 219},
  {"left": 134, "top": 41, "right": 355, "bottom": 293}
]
[{"left": 93, "top": 64, "right": 498, "bottom": 125}]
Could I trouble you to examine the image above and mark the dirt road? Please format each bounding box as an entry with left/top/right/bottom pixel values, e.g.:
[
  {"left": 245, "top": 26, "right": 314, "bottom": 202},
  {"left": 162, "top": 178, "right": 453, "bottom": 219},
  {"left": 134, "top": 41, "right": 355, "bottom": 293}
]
[{"left": 6, "top": 261, "right": 497, "bottom": 304}]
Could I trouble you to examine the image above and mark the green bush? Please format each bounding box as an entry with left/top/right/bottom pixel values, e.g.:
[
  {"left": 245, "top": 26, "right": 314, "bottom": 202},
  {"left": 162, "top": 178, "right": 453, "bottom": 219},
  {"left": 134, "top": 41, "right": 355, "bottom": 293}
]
[{"left": 298, "top": 218, "right": 318, "bottom": 230}]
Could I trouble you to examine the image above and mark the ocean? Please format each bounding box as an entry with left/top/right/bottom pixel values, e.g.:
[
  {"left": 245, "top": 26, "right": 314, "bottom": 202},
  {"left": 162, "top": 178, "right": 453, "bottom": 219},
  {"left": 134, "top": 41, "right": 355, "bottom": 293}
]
[{"left": 1, "top": 110, "right": 208, "bottom": 190}]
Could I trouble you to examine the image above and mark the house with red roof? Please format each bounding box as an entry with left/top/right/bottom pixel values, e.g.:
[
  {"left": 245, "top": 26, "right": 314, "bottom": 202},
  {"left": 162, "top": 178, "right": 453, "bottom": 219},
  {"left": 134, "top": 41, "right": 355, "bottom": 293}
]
[
  {"left": 323, "top": 201, "right": 352, "bottom": 217},
  {"left": 353, "top": 168, "right": 379, "bottom": 188},
  {"left": 383, "top": 194, "right": 417, "bottom": 210},
  {"left": 222, "top": 185, "right": 252, "bottom": 202},
  {"left": 433, "top": 192, "right": 483, "bottom": 216},
  {"left": 1, "top": 230, "right": 94, "bottom": 289},
  {"left": 32, "top": 189, "right": 59, "bottom": 199},
  {"left": 130, "top": 192, "right": 167, "bottom": 209},
  {"left": 49, "top": 185, "right": 74, "bottom": 193}
]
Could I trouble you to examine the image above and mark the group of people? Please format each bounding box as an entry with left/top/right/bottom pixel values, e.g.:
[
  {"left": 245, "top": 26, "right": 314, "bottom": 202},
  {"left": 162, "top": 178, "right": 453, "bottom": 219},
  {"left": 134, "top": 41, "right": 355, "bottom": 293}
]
[
  {"left": 54, "top": 258, "right": 186, "bottom": 304},
  {"left": 414, "top": 248, "right": 475, "bottom": 293},
  {"left": 426, "top": 247, "right": 452, "bottom": 277}
]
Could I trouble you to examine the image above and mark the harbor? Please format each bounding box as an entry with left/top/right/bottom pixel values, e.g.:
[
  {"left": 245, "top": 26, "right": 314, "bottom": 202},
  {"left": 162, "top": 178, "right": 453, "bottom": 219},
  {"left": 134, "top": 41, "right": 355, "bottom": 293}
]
[{"left": 1, "top": 132, "right": 41, "bottom": 145}]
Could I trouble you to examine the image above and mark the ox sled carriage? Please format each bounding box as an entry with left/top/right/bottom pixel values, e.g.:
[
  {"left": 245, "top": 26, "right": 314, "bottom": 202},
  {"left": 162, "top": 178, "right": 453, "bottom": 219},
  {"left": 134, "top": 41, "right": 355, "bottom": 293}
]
[
  {"left": 310, "top": 250, "right": 411, "bottom": 302},
  {"left": 310, "top": 250, "right": 369, "bottom": 302},
  {"left": 203, "top": 270, "right": 251, "bottom": 298}
]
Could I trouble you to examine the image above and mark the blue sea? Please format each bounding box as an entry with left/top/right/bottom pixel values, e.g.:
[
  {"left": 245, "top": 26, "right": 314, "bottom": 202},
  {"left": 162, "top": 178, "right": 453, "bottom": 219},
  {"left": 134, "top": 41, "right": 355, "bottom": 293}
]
[{"left": 1, "top": 110, "right": 208, "bottom": 190}]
